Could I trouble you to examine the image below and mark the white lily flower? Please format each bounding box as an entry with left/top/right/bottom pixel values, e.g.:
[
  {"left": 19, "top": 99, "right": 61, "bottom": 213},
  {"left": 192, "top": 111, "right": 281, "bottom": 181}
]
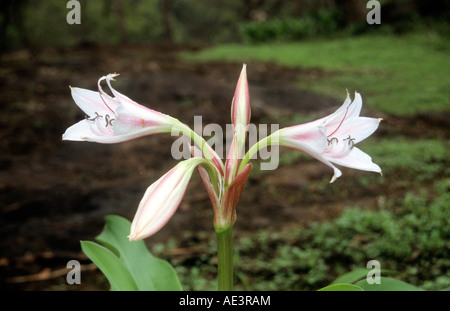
[
  {"left": 63, "top": 74, "right": 179, "bottom": 144},
  {"left": 279, "top": 92, "right": 382, "bottom": 182}
]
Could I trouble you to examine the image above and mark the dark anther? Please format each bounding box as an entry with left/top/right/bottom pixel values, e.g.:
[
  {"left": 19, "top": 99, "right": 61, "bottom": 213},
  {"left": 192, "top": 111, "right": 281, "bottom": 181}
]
[
  {"left": 86, "top": 112, "right": 103, "bottom": 121},
  {"left": 343, "top": 135, "right": 355, "bottom": 149},
  {"left": 327, "top": 137, "right": 338, "bottom": 145},
  {"left": 105, "top": 114, "right": 115, "bottom": 127}
]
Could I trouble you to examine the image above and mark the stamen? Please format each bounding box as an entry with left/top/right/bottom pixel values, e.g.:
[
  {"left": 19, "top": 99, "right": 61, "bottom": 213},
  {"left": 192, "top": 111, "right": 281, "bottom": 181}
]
[
  {"left": 105, "top": 73, "right": 120, "bottom": 94},
  {"left": 105, "top": 114, "right": 115, "bottom": 127},
  {"left": 97, "top": 76, "right": 116, "bottom": 114},
  {"left": 86, "top": 112, "right": 103, "bottom": 121},
  {"left": 343, "top": 134, "right": 355, "bottom": 149},
  {"left": 327, "top": 137, "right": 338, "bottom": 145}
]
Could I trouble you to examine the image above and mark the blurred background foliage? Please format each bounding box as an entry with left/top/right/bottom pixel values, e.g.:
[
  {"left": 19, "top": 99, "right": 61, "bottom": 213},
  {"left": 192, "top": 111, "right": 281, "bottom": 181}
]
[{"left": 1, "top": 0, "right": 449, "bottom": 50}]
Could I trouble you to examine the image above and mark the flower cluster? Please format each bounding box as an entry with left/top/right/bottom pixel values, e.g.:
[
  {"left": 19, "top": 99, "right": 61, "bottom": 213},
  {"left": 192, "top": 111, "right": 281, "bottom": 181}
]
[{"left": 63, "top": 66, "right": 381, "bottom": 240}]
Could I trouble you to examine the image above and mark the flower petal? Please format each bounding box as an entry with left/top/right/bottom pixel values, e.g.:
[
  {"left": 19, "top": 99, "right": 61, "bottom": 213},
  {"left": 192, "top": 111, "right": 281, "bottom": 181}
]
[
  {"left": 62, "top": 119, "right": 95, "bottom": 142},
  {"left": 62, "top": 118, "right": 145, "bottom": 144},
  {"left": 320, "top": 92, "right": 352, "bottom": 134},
  {"left": 327, "top": 146, "right": 382, "bottom": 173},
  {"left": 279, "top": 120, "right": 328, "bottom": 155},
  {"left": 114, "top": 100, "right": 177, "bottom": 136},
  {"left": 278, "top": 122, "right": 344, "bottom": 182},
  {"left": 337, "top": 117, "right": 382, "bottom": 144},
  {"left": 71, "top": 87, "right": 117, "bottom": 117},
  {"left": 304, "top": 151, "right": 343, "bottom": 183},
  {"left": 325, "top": 92, "right": 362, "bottom": 137},
  {"left": 346, "top": 92, "right": 363, "bottom": 121},
  {"left": 62, "top": 119, "right": 120, "bottom": 143}
]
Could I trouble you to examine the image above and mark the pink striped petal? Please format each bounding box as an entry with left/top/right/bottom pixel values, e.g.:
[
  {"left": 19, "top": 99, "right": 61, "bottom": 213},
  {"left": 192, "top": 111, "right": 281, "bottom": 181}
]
[
  {"left": 128, "top": 158, "right": 204, "bottom": 241},
  {"left": 231, "top": 64, "right": 251, "bottom": 134}
]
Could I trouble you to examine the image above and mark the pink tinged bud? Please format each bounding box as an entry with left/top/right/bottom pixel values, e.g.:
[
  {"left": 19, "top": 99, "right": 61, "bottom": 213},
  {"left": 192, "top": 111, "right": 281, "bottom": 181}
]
[
  {"left": 128, "top": 158, "right": 204, "bottom": 241},
  {"left": 225, "top": 64, "right": 251, "bottom": 184},
  {"left": 231, "top": 64, "right": 251, "bottom": 137},
  {"left": 62, "top": 74, "right": 178, "bottom": 144}
]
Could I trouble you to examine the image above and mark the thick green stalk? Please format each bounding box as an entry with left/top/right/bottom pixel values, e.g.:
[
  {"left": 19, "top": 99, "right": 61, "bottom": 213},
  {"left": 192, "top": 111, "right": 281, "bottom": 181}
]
[{"left": 216, "top": 227, "right": 233, "bottom": 291}]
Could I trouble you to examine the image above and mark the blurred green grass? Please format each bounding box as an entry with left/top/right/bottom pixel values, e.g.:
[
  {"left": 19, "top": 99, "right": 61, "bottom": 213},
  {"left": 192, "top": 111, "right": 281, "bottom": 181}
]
[{"left": 183, "top": 32, "right": 450, "bottom": 116}]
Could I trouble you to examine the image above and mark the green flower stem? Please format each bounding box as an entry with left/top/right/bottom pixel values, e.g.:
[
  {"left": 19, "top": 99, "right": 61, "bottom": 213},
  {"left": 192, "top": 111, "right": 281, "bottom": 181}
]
[
  {"left": 216, "top": 226, "right": 234, "bottom": 291},
  {"left": 175, "top": 123, "right": 222, "bottom": 194},
  {"left": 238, "top": 131, "right": 280, "bottom": 173},
  {"left": 175, "top": 123, "right": 211, "bottom": 158}
]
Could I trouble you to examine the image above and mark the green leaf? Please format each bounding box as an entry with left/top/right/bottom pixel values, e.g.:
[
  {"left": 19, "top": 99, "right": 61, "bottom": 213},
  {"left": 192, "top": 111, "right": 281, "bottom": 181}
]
[
  {"left": 331, "top": 268, "right": 372, "bottom": 285},
  {"left": 331, "top": 268, "right": 397, "bottom": 285},
  {"left": 80, "top": 241, "right": 138, "bottom": 291},
  {"left": 94, "top": 215, "right": 182, "bottom": 291},
  {"left": 355, "top": 277, "right": 424, "bottom": 291},
  {"left": 318, "top": 283, "right": 364, "bottom": 291}
]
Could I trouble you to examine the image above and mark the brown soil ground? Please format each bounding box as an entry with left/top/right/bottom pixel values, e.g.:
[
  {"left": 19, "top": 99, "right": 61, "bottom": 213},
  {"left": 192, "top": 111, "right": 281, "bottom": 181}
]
[{"left": 0, "top": 44, "right": 447, "bottom": 290}]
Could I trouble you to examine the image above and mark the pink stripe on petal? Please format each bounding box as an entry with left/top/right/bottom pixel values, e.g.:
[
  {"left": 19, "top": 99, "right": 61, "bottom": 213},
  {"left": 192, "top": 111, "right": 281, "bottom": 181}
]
[
  {"left": 71, "top": 87, "right": 114, "bottom": 116},
  {"left": 129, "top": 159, "right": 201, "bottom": 241}
]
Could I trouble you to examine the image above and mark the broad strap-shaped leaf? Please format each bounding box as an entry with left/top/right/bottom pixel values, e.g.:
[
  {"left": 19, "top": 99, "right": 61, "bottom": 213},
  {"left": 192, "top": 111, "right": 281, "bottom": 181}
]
[
  {"left": 80, "top": 241, "right": 138, "bottom": 291},
  {"left": 331, "top": 268, "right": 397, "bottom": 285},
  {"left": 318, "top": 283, "right": 364, "bottom": 291},
  {"left": 95, "top": 215, "right": 182, "bottom": 291},
  {"left": 355, "top": 277, "right": 424, "bottom": 291},
  {"left": 331, "top": 268, "right": 371, "bottom": 285}
]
